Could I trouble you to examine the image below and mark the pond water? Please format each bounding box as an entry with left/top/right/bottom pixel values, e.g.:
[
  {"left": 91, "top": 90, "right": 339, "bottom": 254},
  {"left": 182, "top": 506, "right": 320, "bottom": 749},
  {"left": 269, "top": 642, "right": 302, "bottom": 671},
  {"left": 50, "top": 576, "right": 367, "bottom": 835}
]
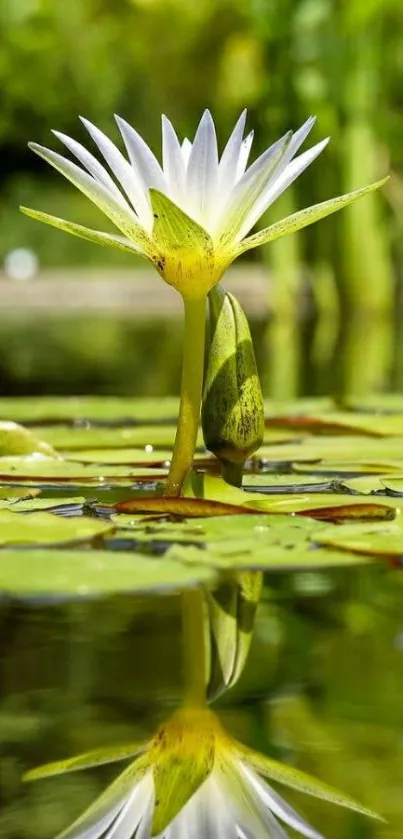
[
  {"left": 1, "top": 567, "right": 402, "bottom": 839},
  {"left": 0, "top": 311, "right": 401, "bottom": 400},
  {"left": 0, "top": 381, "right": 402, "bottom": 838}
]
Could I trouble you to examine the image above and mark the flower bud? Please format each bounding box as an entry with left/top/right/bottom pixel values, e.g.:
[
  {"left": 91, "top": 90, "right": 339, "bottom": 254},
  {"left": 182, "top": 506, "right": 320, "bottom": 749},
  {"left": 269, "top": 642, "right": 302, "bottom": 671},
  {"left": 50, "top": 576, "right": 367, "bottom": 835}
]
[{"left": 202, "top": 285, "right": 264, "bottom": 481}]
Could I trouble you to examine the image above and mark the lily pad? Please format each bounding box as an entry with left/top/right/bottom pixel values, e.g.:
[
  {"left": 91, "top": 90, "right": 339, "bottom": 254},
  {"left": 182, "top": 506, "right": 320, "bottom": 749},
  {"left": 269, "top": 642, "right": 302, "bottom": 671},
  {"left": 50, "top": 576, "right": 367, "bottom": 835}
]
[
  {"left": 0, "top": 510, "right": 113, "bottom": 546},
  {"left": 0, "top": 396, "right": 180, "bottom": 424},
  {"left": 0, "top": 548, "right": 216, "bottom": 598},
  {"left": 316, "top": 521, "right": 403, "bottom": 558},
  {"left": 113, "top": 513, "right": 375, "bottom": 571},
  {"left": 0, "top": 457, "right": 168, "bottom": 485}
]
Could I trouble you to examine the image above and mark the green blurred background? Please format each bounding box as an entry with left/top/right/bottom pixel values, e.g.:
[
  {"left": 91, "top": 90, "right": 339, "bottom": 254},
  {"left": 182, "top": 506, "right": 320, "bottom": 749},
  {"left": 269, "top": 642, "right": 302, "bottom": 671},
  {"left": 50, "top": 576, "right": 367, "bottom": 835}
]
[{"left": 0, "top": 0, "right": 402, "bottom": 397}]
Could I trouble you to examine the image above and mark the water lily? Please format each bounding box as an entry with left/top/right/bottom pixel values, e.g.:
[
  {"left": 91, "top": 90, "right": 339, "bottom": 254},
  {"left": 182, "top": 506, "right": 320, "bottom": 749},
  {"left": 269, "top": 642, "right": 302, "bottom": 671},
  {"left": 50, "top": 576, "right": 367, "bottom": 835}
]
[
  {"left": 24, "top": 705, "right": 381, "bottom": 839},
  {"left": 22, "top": 111, "right": 387, "bottom": 495}
]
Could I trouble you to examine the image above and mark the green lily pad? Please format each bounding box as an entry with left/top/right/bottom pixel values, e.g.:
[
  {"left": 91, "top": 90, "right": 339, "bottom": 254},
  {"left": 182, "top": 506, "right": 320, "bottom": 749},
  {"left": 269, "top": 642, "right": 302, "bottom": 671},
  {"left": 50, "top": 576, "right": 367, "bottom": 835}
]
[
  {"left": 0, "top": 509, "right": 113, "bottom": 546},
  {"left": 113, "top": 513, "right": 375, "bottom": 571},
  {"left": 38, "top": 425, "right": 201, "bottom": 451},
  {"left": 0, "top": 548, "right": 216, "bottom": 598},
  {"left": 265, "top": 411, "right": 403, "bottom": 437},
  {"left": 0, "top": 457, "right": 168, "bottom": 485},
  {"left": 316, "top": 521, "right": 403, "bottom": 558},
  {"left": 0, "top": 396, "right": 180, "bottom": 424},
  {"left": 0, "top": 496, "right": 86, "bottom": 512}
]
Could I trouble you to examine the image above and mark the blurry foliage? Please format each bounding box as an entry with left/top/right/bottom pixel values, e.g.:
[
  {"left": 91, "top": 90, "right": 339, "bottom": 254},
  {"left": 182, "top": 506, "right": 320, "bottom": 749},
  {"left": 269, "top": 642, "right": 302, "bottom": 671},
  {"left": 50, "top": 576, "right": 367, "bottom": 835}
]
[{"left": 0, "top": 0, "right": 402, "bottom": 311}]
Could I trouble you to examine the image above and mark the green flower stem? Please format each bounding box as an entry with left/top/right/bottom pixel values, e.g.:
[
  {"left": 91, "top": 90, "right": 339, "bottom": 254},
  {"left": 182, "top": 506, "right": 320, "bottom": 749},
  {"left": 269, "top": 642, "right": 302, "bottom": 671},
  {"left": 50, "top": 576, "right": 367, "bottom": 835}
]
[
  {"left": 181, "top": 588, "right": 207, "bottom": 706},
  {"left": 164, "top": 295, "right": 206, "bottom": 497}
]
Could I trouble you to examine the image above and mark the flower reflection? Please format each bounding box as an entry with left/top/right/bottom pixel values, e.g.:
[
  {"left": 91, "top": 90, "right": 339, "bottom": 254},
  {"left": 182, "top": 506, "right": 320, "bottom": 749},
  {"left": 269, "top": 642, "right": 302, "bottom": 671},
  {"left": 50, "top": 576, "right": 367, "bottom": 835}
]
[{"left": 24, "top": 705, "right": 380, "bottom": 839}]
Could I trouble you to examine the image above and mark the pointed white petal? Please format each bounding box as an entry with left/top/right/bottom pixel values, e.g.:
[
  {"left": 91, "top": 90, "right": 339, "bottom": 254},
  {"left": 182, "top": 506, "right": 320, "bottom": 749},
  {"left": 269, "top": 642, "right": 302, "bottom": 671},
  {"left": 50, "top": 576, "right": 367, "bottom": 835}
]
[
  {"left": 283, "top": 116, "right": 316, "bottom": 162},
  {"left": 134, "top": 776, "right": 154, "bottom": 839},
  {"left": 167, "top": 778, "right": 236, "bottom": 839},
  {"left": 161, "top": 116, "right": 187, "bottom": 201},
  {"left": 28, "top": 143, "right": 154, "bottom": 254},
  {"left": 115, "top": 115, "right": 167, "bottom": 192},
  {"left": 104, "top": 776, "right": 152, "bottom": 839},
  {"left": 239, "top": 764, "right": 325, "bottom": 839},
  {"left": 235, "top": 131, "right": 254, "bottom": 181},
  {"left": 186, "top": 110, "right": 219, "bottom": 225},
  {"left": 181, "top": 138, "right": 192, "bottom": 167},
  {"left": 52, "top": 130, "right": 125, "bottom": 203},
  {"left": 20, "top": 207, "right": 145, "bottom": 256},
  {"left": 56, "top": 800, "right": 128, "bottom": 839},
  {"left": 80, "top": 117, "right": 152, "bottom": 229},
  {"left": 237, "top": 136, "right": 329, "bottom": 239},
  {"left": 55, "top": 756, "right": 150, "bottom": 839},
  {"left": 217, "top": 110, "right": 247, "bottom": 190},
  {"left": 216, "top": 758, "right": 282, "bottom": 839},
  {"left": 215, "top": 132, "right": 292, "bottom": 242}
]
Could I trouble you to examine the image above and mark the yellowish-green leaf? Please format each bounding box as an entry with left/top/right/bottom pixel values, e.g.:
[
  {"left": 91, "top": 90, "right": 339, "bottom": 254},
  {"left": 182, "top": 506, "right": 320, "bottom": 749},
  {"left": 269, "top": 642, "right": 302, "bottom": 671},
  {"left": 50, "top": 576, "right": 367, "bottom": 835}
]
[
  {"left": 20, "top": 207, "right": 142, "bottom": 255},
  {"left": 24, "top": 740, "right": 149, "bottom": 781},
  {"left": 240, "top": 746, "right": 384, "bottom": 821},
  {"left": 235, "top": 178, "right": 388, "bottom": 255}
]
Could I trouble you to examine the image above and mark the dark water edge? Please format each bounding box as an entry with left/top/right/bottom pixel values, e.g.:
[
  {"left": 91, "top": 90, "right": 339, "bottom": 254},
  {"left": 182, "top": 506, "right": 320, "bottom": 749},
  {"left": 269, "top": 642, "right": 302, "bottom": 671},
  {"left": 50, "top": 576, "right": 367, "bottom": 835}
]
[
  {"left": 0, "top": 311, "right": 401, "bottom": 400},
  {"left": 0, "top": 566, "right": 402, "bottom": 839}
]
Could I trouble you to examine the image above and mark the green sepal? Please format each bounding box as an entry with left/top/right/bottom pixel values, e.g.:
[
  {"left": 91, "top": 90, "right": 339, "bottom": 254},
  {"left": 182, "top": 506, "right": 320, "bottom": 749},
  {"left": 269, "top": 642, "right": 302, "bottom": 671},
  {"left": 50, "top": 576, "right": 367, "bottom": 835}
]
[
  {"left": 149, "top": 189, "right": 213, "bottom": 252},
  {"left": 150, "top": 710, "right": 215, "bottom": 835},
  {"left": 234, "top": 178, "right": 388, "bottom": 256},
  {"left": 20, "top": 207, "right": 144, "bottom": 256},
  {"left": 23, "top": 740, "right": 149, "bottom": 781},
  {"left": 240, "top": 746, "right": 385, "bottom": 822}
]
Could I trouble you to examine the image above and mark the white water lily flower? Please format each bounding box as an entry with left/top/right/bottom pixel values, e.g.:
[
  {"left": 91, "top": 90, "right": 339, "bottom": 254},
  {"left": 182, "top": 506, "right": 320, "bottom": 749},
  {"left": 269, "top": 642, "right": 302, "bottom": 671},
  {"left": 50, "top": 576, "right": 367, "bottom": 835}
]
[
  {"left": 24, "top": 706, "right": 381, "bottom": 839},
  {"left": 22, "top": 111, "right": 386, "bottom": 299}
]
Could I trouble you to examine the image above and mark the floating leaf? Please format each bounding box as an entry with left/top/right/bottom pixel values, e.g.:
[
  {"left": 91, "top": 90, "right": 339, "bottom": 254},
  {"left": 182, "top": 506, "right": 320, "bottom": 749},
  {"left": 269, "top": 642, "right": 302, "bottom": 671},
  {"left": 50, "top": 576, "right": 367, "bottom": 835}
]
[
  {"left": 0, "top": 548, "right": 216, "bottom": 598},
  {"left": 316, "top": 521, "right": 403, "bottom": 558},
  {"left": 0, "top": 458, "right": 168, "bottom": 485},
  {"left": 0, "top": 509, "right": 113, "bottom": 546}
]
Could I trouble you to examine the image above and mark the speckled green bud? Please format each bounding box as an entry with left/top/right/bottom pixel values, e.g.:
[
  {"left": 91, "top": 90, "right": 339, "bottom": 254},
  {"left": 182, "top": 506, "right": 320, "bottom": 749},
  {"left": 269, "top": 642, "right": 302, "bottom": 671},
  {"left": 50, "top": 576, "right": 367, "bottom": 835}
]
[{"left": 202, "top": 285, "right": 264, "bottom": 479}]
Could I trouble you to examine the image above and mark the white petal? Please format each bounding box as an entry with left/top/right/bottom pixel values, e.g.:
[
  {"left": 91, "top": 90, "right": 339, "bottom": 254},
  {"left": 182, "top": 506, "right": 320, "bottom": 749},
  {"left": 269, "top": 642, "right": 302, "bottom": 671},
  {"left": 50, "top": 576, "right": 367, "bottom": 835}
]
[
  {"left": 235, "top": 131, "right": 254, "bottom": 182},
  {"left": 216, "top": 759, "right": 281, "bottom": 839},
  {"left": 56, "top": 800, "right": 128, "bottom": 839},
  {"left": 28, "top": 143, "right": 153, "bottom": 251},
  {"left": 239, "top": 764, "right": 325, "bottom": 839},
  {"left": 161, "top": 116, "right": 187, "bottom": 201},
  {"left": 105, "top": 776, "right": 152, "bottom": 839},
  {"left": 181, "top": 138, "right": 192, "bottom": 167},
  {"left": 217, "top": 110, "right": 247, "bottom": 191},
  {"left": 186, "top": 110, "right": 219, "bottom": 224},
  {"left": 134, "top": 776, "right": 154, "bottom": 839},
  {"left": 165, "top": 777, "right": 236, "bottom": 839},
  {"left": 52, "top": 130, "right": 125, "bottom": 203},
  {"left": 237, "top": 135, "right": 329, "bottom": 240},
  {"left": 80, "top": 117, "right": 152, "bottom": 230},
  {"left": 214, "top": 131, "right": 292, "bottom": 241},
  {"left": 115, "top": 115, "right": 167, "bottom": 192}
]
